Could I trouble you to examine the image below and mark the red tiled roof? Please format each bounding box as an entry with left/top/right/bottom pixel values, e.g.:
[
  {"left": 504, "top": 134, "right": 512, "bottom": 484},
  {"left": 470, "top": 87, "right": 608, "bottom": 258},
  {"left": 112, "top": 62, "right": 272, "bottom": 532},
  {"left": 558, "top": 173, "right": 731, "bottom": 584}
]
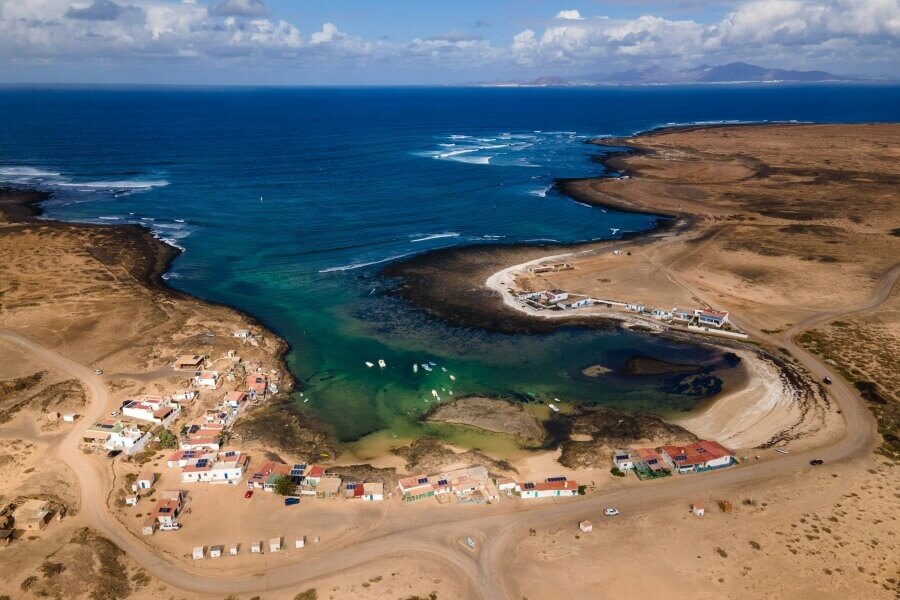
[
  {"left": 661, "top": 440, "right": 732, "bottom": 467},
  {"left": 306, "top": 465, "right": 325, "bottom": 478}
]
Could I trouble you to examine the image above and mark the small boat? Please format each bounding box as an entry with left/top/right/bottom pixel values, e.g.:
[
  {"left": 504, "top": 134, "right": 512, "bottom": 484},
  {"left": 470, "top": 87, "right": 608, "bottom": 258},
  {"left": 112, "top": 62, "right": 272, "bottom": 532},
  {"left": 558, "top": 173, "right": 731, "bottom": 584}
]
[
  {"left": 413, "top": 364, "right": 418, "bottom": 373},
  {"left": 428, "top": 362, "right": 436, "bottom": 367},
  {"left": 378, "top": 359, "right": 386, "bottom": 368},
  {"left": 548, "top": 403, "right": 560, "bottom": 412},
  {"left": 441, "top": 367, "right": 448, "bottom": 372},
  {"left": 449, "top": 375, "right": 456, "bottom": 381},
  {"left": 421, "top": 364, "right": 433, "bottom": 372},
  {"left": 431, "top": 389, "right": 439, "bottom": 398},
  {"left": 775, "top": 448, "right": 789, "bottom": 454},
  {"left": 448, "top": 391, "right": 453, "bottom": 396},
  {"left": 303, "top": 398, "right": 309, "bottom": 403},
  {"left": 611, "top": 228, "right": 620, "bottom": 235},
  {"left": 365, "top": 361, "right": 375, "bottom": 368}
]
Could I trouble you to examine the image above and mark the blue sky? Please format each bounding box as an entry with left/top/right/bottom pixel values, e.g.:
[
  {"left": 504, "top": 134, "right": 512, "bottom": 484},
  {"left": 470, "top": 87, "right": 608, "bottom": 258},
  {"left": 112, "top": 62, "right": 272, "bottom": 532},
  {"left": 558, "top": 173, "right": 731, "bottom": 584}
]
[{"left": 0, "top": 0, "right": 897, "bottom": 84}]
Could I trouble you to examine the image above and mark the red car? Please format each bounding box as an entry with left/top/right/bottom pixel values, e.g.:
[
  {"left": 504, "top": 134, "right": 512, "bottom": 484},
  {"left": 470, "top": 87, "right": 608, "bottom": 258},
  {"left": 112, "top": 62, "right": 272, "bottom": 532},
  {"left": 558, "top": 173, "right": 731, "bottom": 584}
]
[{"left": 244, "top": 490, "right": 253, "bottom": 499}]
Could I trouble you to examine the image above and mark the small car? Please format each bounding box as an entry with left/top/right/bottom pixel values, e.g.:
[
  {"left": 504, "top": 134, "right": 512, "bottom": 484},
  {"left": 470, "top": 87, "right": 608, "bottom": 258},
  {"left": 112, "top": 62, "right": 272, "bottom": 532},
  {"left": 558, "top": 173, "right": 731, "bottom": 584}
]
[
  {"left": 810, "top": 459, "right": 824, "bottom": 466},
  {"left": 93, "top": 369, "right": 103, "bottom": 375},
  {"left": 244, "top": 490, "right": 253, "bottom": 499},
  {"left": 109, "top": 410, "right": 120, "bottom": 417},
  {"left": 823, "top": 376, "right": 832, "bottom": 385},
  {"left": 284, "top": 497, "right": 300, "bottom": 506},
  {"left": 604, "top": 508, "right": 620, "bottom": 517}
]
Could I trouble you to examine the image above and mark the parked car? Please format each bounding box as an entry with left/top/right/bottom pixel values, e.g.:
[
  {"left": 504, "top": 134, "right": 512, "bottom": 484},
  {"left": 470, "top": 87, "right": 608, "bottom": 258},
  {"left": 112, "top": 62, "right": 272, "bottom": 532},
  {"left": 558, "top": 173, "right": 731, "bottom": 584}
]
[
  {"left": 109, "top": 410, "right": 120, "bottom": 417},
  {"left": 604, "top": 508, "right": 620, "bottom": 517},
  {"left": 160, "top": 523, "right": 181, "bottom": 531},
  {"left": 244, "top": 490, "right": 253, "bottom": 499},
  {"left": 93, "top": 369, "right": 103, "bottom": 375},
  {"left": 823, "top": 376, "right": 832, "bottom": 385},
  {"left": 284, "top": 497, "right": 300, "bottom": 506},
  {"left": 810, "top": 459, "right": 824, "bottom": 466}
]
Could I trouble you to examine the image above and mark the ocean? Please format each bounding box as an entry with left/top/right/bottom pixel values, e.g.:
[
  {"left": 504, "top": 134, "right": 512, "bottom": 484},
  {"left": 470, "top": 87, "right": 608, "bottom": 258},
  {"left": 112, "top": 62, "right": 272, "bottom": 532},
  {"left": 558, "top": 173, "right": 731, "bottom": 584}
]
[{"left": 2, "top": 84, "right": 898, "bottom": 449}]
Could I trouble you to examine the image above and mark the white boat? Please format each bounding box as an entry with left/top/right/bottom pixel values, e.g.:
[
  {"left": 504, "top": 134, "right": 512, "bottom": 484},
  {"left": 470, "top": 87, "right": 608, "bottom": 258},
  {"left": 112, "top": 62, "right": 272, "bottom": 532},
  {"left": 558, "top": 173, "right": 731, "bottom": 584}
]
[
  {"left": 413, "top": 364, "right": 418, "bottom": 373},
  {"left": 303, "top": 398, "right": 309, "bottom": 403},
  {"left": 548, "top": 403, "right": 560, "bottom": 412},
  {"left": 428, "top": 362, "right": 436, "bottom": 367},
  {"left": 441, "top": 367, "right": 448, "bottom": 372},
  {"left": 431, "top": 389, "right": 438, "bottom": 398},
  {"left": 365, "top": 361, "right": 374, "bottom": 368},
  {"left": 378, "top": 359, "right": 386, "bottom": 368},
  {"left": 775, "top": 447, "right": 789, "bottom": 454},
  {"left": 421, "top": 364, "right": 433, "bottom": 372},
  {"left": 611, "top": 228, "right": 620, "bottom": 235},
  {"left": 448, "top": 391, "right": 453, "bottom": 395},
  {"left": 449, "top": 375, "right": 456, "bottom": 381}
]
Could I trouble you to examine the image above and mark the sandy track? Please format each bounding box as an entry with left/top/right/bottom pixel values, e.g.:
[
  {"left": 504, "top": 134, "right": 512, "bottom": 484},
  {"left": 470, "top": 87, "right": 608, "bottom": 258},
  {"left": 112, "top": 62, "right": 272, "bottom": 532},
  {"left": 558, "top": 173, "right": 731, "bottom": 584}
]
[{"left": 0, "top": 259, "right": 892, "bottom": 598}]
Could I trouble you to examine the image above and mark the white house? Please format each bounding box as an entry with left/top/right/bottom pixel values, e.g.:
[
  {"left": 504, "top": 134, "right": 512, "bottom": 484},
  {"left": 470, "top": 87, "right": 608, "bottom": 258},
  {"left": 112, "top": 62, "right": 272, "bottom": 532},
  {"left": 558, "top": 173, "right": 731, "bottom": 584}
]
[
  {"left": 269, "top": 538, "right": 281, "bottom": 553},
  {"left": 233, "top": 329, "right": 252, "bottom": 339},
  {"left": 105, "top": 426, "right": 152, "bottom": 455},
  {"left": 515, "top": 477, "right": 579, "bottom": 499},
  {"left": 170, "top": 390, "right": 197, "bottom": 403},
  {"left": 651, "top": 309, "right": 673, "bottom": 320},
  {"left": 361, "top": 482, "right": 384, "bottom": 501},
  {"left": 194, "top": 371, "right": 220, "bottom": 389},
  {"left": 134, "top": 472, "right": 155, "bottom": 491},
  {"left": 180, "top": 451, "right": 249, "bottom": 485},
  {"left": 122, "top": 396, "right": 179, "bottom": 426},
  {"left": 559, "top": 296, "right": 593, "bottom": 310},
  {"left": 612, "top": 449, "right": 636, "bottom": 471},
  {"left": 192, "top": 547, "right": 204, "bottom": 560},
  {"left": 697, "top": 309, "right": 729, "bottom": 328}
]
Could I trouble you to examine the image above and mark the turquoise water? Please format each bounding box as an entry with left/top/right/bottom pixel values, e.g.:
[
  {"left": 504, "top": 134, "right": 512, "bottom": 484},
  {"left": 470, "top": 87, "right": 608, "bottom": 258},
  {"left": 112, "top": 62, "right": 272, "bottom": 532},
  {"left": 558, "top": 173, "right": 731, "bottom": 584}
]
[{"left": 2, "top": 85, "right": 899, "bottom": 444}]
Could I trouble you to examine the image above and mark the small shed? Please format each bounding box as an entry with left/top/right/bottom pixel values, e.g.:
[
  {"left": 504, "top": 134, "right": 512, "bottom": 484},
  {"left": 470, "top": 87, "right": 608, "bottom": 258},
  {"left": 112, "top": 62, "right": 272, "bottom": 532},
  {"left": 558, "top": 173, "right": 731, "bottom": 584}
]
[
  {"left": 579, "top": 520, "right": 593, "bottom": 533},
  {"left": 136, "top": 472, "right": 155, "bottom": 490},
  {"left": 295, "top": 537, "right": 305, "bottom": 550},
  {"left": 269, "top": 537, "right": 281, "bottom": 553},
  {"left": 691, "top": 503, "right": 705, "bottom": 517},
  {"left": 250, "top": 542, "right": 262, "bottom": 554},
  {"left": 62, "top": 413, "right": 78, "bottom": 423},
  {"left": 210, "top": 545, "right": 222, "bottom": 558},
  {"left": 192, "top": 546, "right": 205, "bottom": 560},
  {"left": 229, "top": 544, "right": 239, "bottom": 556},
  {"left": 124, "top": 496, "right": 138, "bottom": 507}
]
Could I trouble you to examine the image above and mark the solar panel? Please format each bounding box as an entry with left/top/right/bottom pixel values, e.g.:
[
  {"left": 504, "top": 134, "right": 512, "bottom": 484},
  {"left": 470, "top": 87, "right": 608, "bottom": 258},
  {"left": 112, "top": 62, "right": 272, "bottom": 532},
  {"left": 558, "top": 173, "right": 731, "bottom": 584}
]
[
  {"left": 346, "top": 483, "right": 356, "bottom": 490},
  {"left": 196, "top": 459, "right": 208, "bottom": 467},
  {"left": 437, "top": 479, "right": 448, "bottom": 486},
  {"left": 159, "top": 507, "right": 170, "bottom": 513},
  {"left": 225, "top": 451, "right": 235, "bottom": 457},
  {"left": 547, "top": 476, "right": 567, "bottom": 482},
  {"left": 524, "top": 482, "right": 535, "bottom": 489},
  {"left": 417, "top": 477, "right": 428, "bottom": 484},
  {"left": 290, "top": 469, "right": 303, "bottom": 477}
]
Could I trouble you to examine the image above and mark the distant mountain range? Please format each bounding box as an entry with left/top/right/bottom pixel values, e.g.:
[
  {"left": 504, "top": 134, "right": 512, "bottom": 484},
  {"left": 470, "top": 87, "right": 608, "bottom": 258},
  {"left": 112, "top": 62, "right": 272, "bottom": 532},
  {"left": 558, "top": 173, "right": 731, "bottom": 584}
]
[{"left": 477, "top": 62, "right": 869, "bottom": 87}]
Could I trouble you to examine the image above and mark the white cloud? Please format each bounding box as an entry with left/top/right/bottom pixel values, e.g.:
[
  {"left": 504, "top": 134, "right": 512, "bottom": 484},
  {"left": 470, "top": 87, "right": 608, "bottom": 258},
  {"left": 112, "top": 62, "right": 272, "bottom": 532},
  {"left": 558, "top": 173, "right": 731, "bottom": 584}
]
[
  {"left": 0, "top": 0, "right": 897, "bottom": 79},
  {"left": 555, "top": 9, "right": 584, "bottom": 20}
]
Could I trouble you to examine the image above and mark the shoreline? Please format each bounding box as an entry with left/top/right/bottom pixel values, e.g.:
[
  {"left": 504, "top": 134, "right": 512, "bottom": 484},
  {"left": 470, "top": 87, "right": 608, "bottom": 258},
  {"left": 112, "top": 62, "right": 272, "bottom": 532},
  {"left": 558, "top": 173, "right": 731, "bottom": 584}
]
[
  {"left": 382, "top": 122, "right": 846, "bottom": 451},
  {"left": 0, "top": 187, "right": 298, "bottom": 394}
]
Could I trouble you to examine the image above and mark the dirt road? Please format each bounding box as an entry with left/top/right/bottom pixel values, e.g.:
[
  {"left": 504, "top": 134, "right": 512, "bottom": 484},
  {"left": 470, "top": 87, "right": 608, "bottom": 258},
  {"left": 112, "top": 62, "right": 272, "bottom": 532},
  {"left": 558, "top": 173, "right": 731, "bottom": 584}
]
[{"left": 0, "top": 258, "right": 892, "bottom": 598}]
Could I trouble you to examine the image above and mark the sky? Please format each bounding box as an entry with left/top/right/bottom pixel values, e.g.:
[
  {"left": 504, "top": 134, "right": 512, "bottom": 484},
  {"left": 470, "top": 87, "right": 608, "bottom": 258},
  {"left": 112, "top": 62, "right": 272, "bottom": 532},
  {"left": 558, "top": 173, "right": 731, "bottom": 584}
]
[{"left": 0, "top": 0, "right": 898, "bottom": 85}]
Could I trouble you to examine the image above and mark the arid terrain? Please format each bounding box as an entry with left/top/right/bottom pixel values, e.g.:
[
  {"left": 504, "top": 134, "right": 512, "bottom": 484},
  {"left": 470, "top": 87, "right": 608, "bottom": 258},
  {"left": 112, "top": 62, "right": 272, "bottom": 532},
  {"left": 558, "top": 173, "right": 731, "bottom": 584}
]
[{"left": 0, "top": 123, "right": 897, "bottom": 600}]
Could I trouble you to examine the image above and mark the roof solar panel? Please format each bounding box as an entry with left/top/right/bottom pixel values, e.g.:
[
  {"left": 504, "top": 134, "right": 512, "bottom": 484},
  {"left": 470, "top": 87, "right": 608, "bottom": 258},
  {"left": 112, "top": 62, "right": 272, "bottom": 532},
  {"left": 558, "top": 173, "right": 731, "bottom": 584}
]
[
  {"left": 437, "top": 479, "right": 448, "bottom": 486},
  {"left": 524, "top": 482, "right": 535, "bottom": 489},
  {"left": 346, "top": 483, "right": 356, "bottom": 489},
  {"left": 417, "top": 477, "right": 428, "bottom": 484},
  {"left": 547, "top": 476, "right": 566, "bottom": 482}
]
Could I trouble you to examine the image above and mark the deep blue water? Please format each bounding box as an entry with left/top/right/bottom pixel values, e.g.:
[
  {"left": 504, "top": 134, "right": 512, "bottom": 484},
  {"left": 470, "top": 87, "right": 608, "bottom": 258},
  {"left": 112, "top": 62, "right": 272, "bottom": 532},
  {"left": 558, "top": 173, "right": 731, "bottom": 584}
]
[{"left": 2, "top": 85, "right": 898, "bottom": 444}]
